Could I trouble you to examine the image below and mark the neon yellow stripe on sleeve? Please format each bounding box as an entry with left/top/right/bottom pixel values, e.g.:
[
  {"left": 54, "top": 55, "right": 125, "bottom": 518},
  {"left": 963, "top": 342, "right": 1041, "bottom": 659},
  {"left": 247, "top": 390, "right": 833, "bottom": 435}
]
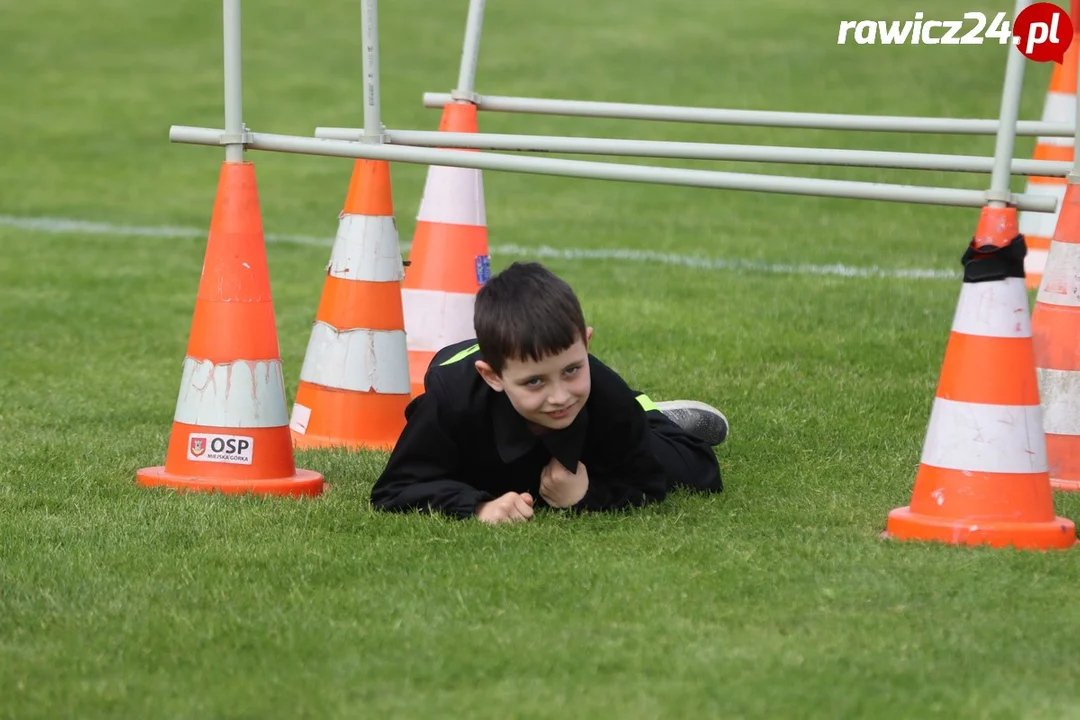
[
  {"left": 636, "top": 394, "right": 660, "bottom": 412},
  {"left": 439, "top": 343, "right": 481, "bottom": 366}
]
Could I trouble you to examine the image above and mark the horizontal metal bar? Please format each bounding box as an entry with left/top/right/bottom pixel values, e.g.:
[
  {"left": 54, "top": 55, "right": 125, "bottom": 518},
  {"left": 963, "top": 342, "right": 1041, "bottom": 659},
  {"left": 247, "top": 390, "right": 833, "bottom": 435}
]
[
  {"left": 169, "top": 125, "right": 1059, "bottom": 212},
  {"left": 313, "top": 126, "right": 1070, "bottom": 177},
  {"left": 422, "top": 92, "right": 1074, "bottom": 138}
]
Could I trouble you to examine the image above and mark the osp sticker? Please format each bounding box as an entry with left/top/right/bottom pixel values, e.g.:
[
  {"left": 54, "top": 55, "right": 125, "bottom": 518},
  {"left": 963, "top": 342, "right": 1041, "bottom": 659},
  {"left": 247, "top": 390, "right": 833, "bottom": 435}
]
[{"left": 187, "top": 433, "right": 255, "bottom": 465}]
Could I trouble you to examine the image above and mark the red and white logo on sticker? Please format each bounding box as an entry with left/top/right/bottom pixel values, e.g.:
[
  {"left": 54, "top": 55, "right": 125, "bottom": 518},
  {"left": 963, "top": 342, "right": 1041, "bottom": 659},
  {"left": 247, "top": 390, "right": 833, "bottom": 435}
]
[
  {"left": 186, "top": 433, "right": 254, "bottom": 465},
  {"left": 1013, "top": 3, "right": 1074, "bottom": 63}
]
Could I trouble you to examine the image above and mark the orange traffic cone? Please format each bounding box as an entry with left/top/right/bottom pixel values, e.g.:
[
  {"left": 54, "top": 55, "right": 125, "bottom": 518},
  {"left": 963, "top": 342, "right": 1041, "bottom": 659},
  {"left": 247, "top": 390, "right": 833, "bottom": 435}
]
[
  {"left": 884, "top": 206, "right": 1074, "bottom": 549},
  {"left": 289, "top": 159, "right": 411, "bottom": 450},
  {"left": 1033, "top": 181, "right": 1080, "bottom": 491},
  {"left": 1019, "top": 36, "right": 1078, "bottom": 290},
  {"left": 137, "top": 162, "right": 324, "bottom": 497},
  {"left": 401, "top": 101, "right": 491, "bottom": 397}
]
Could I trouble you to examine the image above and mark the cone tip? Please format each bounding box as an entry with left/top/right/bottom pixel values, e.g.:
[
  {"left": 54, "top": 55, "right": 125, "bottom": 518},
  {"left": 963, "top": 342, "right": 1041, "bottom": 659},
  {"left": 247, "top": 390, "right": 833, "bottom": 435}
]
[
  {"left": 439, "top": 102, "right": 480, "bottom": 134},
  {"left": 973, "top": 205, "right": 1019, "bottom": 248},
  {"left": 343, "top": 159, "right": 394, "bottom": 216}
]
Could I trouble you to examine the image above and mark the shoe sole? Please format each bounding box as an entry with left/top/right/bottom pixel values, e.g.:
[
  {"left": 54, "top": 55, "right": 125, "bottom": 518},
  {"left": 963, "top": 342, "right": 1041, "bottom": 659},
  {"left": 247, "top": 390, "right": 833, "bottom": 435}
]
[{"left": 654, "top": 400, "right": 729, "bottom": 446}]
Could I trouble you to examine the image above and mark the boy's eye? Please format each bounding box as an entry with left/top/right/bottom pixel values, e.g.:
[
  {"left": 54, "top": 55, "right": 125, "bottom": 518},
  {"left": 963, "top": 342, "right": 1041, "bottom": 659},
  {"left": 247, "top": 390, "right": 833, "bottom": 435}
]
[
  {"left": 526, "top": 378, "right": 543, "bottom": 387},
  {"left": 564, "top": 366, "right": 579, "bottom": 376}
]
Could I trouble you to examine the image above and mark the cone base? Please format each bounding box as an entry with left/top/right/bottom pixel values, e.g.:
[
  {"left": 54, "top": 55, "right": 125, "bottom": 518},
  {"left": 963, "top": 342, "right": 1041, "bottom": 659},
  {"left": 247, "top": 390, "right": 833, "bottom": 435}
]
[
  {"left": 1051, "top": 478, "right": 1080, "bottom": 491},
  {"left": 136, "top": 466, "right": 325, "bottom": 498},
  {"left": 291, "top": 382, "right": 410, "bottom": 451},
  {"left": 883, "top": 506, "right": 1075, "bottom": 550}
]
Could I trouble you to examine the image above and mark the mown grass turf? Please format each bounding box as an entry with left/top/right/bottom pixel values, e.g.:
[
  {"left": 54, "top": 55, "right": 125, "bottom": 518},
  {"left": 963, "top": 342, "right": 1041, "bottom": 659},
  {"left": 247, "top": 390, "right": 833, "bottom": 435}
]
[{"left": 4, "top": 0, "right": 1080, "bottom": 717}]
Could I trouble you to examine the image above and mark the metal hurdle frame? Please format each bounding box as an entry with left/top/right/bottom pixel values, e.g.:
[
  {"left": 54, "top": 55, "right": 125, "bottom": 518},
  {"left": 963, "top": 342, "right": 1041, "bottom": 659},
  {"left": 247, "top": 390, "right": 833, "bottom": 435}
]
[
  {"left": 173, "top": 0, "right": 1060, "bottom": 214},
  {"left": 314, "top": 0, "right": 1075, "bottom": 184},
  {"left": 423, "top": 0, "right": 1068, "bottom": 137},
  {"left": 310, "top": 128, "right": 1072, "bottom": 178},
  {"left": 417, "top": 91, "right": 1076, "bottom": 138}
]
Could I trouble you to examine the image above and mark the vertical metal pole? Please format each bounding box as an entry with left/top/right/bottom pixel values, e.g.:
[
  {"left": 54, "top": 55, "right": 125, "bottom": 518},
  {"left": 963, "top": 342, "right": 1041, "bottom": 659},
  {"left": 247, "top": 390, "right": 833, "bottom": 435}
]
[
  {"left": 362, "top": 0, "right": 383, "bottom": 142},
  {"left": 987, "top": 0, "right": 1032, "bottom": 207},
  {"left": 454, "top": 0, "right": 486, "bottom": 99},
  {"left": 222, "top": 0, "right": 245, "bottom": 162}
]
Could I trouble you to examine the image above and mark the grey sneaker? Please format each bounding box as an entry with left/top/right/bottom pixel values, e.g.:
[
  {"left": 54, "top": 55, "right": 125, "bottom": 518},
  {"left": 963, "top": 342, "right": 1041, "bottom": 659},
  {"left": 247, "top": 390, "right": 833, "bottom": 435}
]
[{"left": 655, "top": 400, "right": 729, "bottom": 446}]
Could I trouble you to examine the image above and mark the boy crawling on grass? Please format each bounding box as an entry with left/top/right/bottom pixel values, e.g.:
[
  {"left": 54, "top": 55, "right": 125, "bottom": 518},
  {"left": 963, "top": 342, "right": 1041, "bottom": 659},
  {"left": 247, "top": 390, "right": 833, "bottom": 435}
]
[{"left": 370, "top": 261, "right": 728, "bottom": 525}]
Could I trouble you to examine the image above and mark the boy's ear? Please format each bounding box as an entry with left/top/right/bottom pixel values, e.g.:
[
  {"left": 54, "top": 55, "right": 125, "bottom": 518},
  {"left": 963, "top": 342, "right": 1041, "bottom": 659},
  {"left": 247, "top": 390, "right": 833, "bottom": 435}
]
[
  {"left": 585, "top": 326, "right": 594, "bottom": 347},
  {"left": 474, "top": 360, "right": 505, "bottom": 392}
]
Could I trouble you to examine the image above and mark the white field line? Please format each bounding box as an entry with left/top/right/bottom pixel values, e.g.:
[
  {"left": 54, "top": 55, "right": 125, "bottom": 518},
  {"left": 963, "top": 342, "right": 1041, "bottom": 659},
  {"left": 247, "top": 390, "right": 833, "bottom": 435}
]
[{"left": 0, "top": 214, "right": 960, "bottom": 280}]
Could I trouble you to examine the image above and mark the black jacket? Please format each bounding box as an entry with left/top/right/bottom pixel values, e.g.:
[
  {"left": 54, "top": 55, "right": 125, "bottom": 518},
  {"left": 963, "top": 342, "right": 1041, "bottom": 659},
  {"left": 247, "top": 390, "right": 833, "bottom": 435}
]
[{"left": 370, "top": 339, "right": 669, "bottom": 519}]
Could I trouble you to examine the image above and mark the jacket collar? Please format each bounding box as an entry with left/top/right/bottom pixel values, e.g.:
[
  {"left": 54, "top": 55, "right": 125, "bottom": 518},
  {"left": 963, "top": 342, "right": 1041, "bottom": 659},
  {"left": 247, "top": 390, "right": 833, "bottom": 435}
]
[{"left": 490, "top": 391, "right": 588, "bottom": 473}]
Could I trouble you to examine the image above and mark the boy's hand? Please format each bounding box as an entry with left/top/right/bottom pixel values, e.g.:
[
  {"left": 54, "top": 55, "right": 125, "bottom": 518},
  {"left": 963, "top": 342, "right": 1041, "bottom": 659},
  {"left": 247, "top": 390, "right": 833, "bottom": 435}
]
[
  {"left": 539, "top": 458, "right": 589, "bottom": 508},
  {"left": 475, "top": 492, "right": 535, "bottom": 525}
]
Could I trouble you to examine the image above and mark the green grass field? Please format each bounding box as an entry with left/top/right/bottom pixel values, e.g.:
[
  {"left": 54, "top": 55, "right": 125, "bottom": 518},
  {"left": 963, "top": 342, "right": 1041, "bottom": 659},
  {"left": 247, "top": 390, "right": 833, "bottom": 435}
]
[{"left": 5, "top": 0, "right": 1080, "bottom": 717}]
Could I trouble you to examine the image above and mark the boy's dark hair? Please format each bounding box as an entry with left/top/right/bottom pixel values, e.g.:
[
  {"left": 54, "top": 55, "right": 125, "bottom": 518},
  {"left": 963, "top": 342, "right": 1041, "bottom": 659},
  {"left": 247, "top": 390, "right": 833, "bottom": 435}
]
[{"left": 473, "top": 261, "right": 588, "bottom": 375}]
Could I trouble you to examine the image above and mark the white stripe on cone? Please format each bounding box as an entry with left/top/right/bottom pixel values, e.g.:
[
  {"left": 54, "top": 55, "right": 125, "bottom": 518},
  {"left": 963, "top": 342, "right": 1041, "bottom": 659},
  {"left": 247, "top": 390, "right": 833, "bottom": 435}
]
[
  {"left": 1036, "top": 241, "right": 1080, "bottom": 306},
  {"left": 950, "top": 277, "right": 1032, "bottom": 338},
  {"left": 402, "top": 288, "right": 478, "bottom": 353},
  {"left": 289, "top": 403, "right": 312, "bottom": 435},
  {"left": 920, "top": 398, "right": 1048, "bottom": 474},
  {"left": 173, "top": 357, "right": 289, "bottom": 427},
  {"left": 297, "top": 322, "right": 411, "bottom": 394},
  {"left": 1037, "top": 91, "right": 1077, "bottom": 147},
  {"left": 328, "top": 215, "right": 405, "bottom": 282},
  {"left": 416, "top": 165, "right": 487, "bottom": 226},
  {"left": 1026, "top": 248, "right": 1050, "bottom": 277},
  {"left": 1019, "top": 184, "right": 1066, "bottom": 237},
  {"left": 1038, "top": 368, "right": 1080, "bottom": 435}
]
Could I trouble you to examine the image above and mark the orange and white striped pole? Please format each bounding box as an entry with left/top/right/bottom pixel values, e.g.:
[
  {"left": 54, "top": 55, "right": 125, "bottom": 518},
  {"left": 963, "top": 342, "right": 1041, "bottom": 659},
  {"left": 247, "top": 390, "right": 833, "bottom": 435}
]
[
  {"left": 1019, "top": 12, "right": 1079, "bottom": 289},
  {"left": 884, "top": 206, "right": 1074, "bottom": 549},
  {"left": 401, "top": 102, "right": 491, "bottom": 397},
  {"left": 1032, "top": 3, "right": 1080, "bottom": 492},
  {"left": 289, "top": 159, "right": 412, "bottom": 450},
  {"left": 1032, "top": 184, "right": 1080, "bottom": 491},
  {"left": 138, "top": 162, "right": 325, "bottom": 497}
]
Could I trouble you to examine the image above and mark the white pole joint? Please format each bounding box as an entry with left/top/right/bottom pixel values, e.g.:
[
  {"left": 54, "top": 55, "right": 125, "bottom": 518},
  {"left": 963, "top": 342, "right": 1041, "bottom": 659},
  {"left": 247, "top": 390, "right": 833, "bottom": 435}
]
[
  {"left": 360, "top": 125, "right": 387, "bottom": 144},
  {"left": 450, "top": 89, "right": 481, "bottom": 104},
  {"left": 220, "top": 124, "right": 254, "bottom": 146},
  {"left": 984, "top": 189, "right": 1013, "bottom": 205}
]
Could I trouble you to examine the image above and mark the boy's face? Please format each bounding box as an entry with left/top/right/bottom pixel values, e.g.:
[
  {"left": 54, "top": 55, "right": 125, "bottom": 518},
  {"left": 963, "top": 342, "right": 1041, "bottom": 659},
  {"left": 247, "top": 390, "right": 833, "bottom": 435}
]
[{"left": 476, "top": 328, "right": 593, "bottom": 431}]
